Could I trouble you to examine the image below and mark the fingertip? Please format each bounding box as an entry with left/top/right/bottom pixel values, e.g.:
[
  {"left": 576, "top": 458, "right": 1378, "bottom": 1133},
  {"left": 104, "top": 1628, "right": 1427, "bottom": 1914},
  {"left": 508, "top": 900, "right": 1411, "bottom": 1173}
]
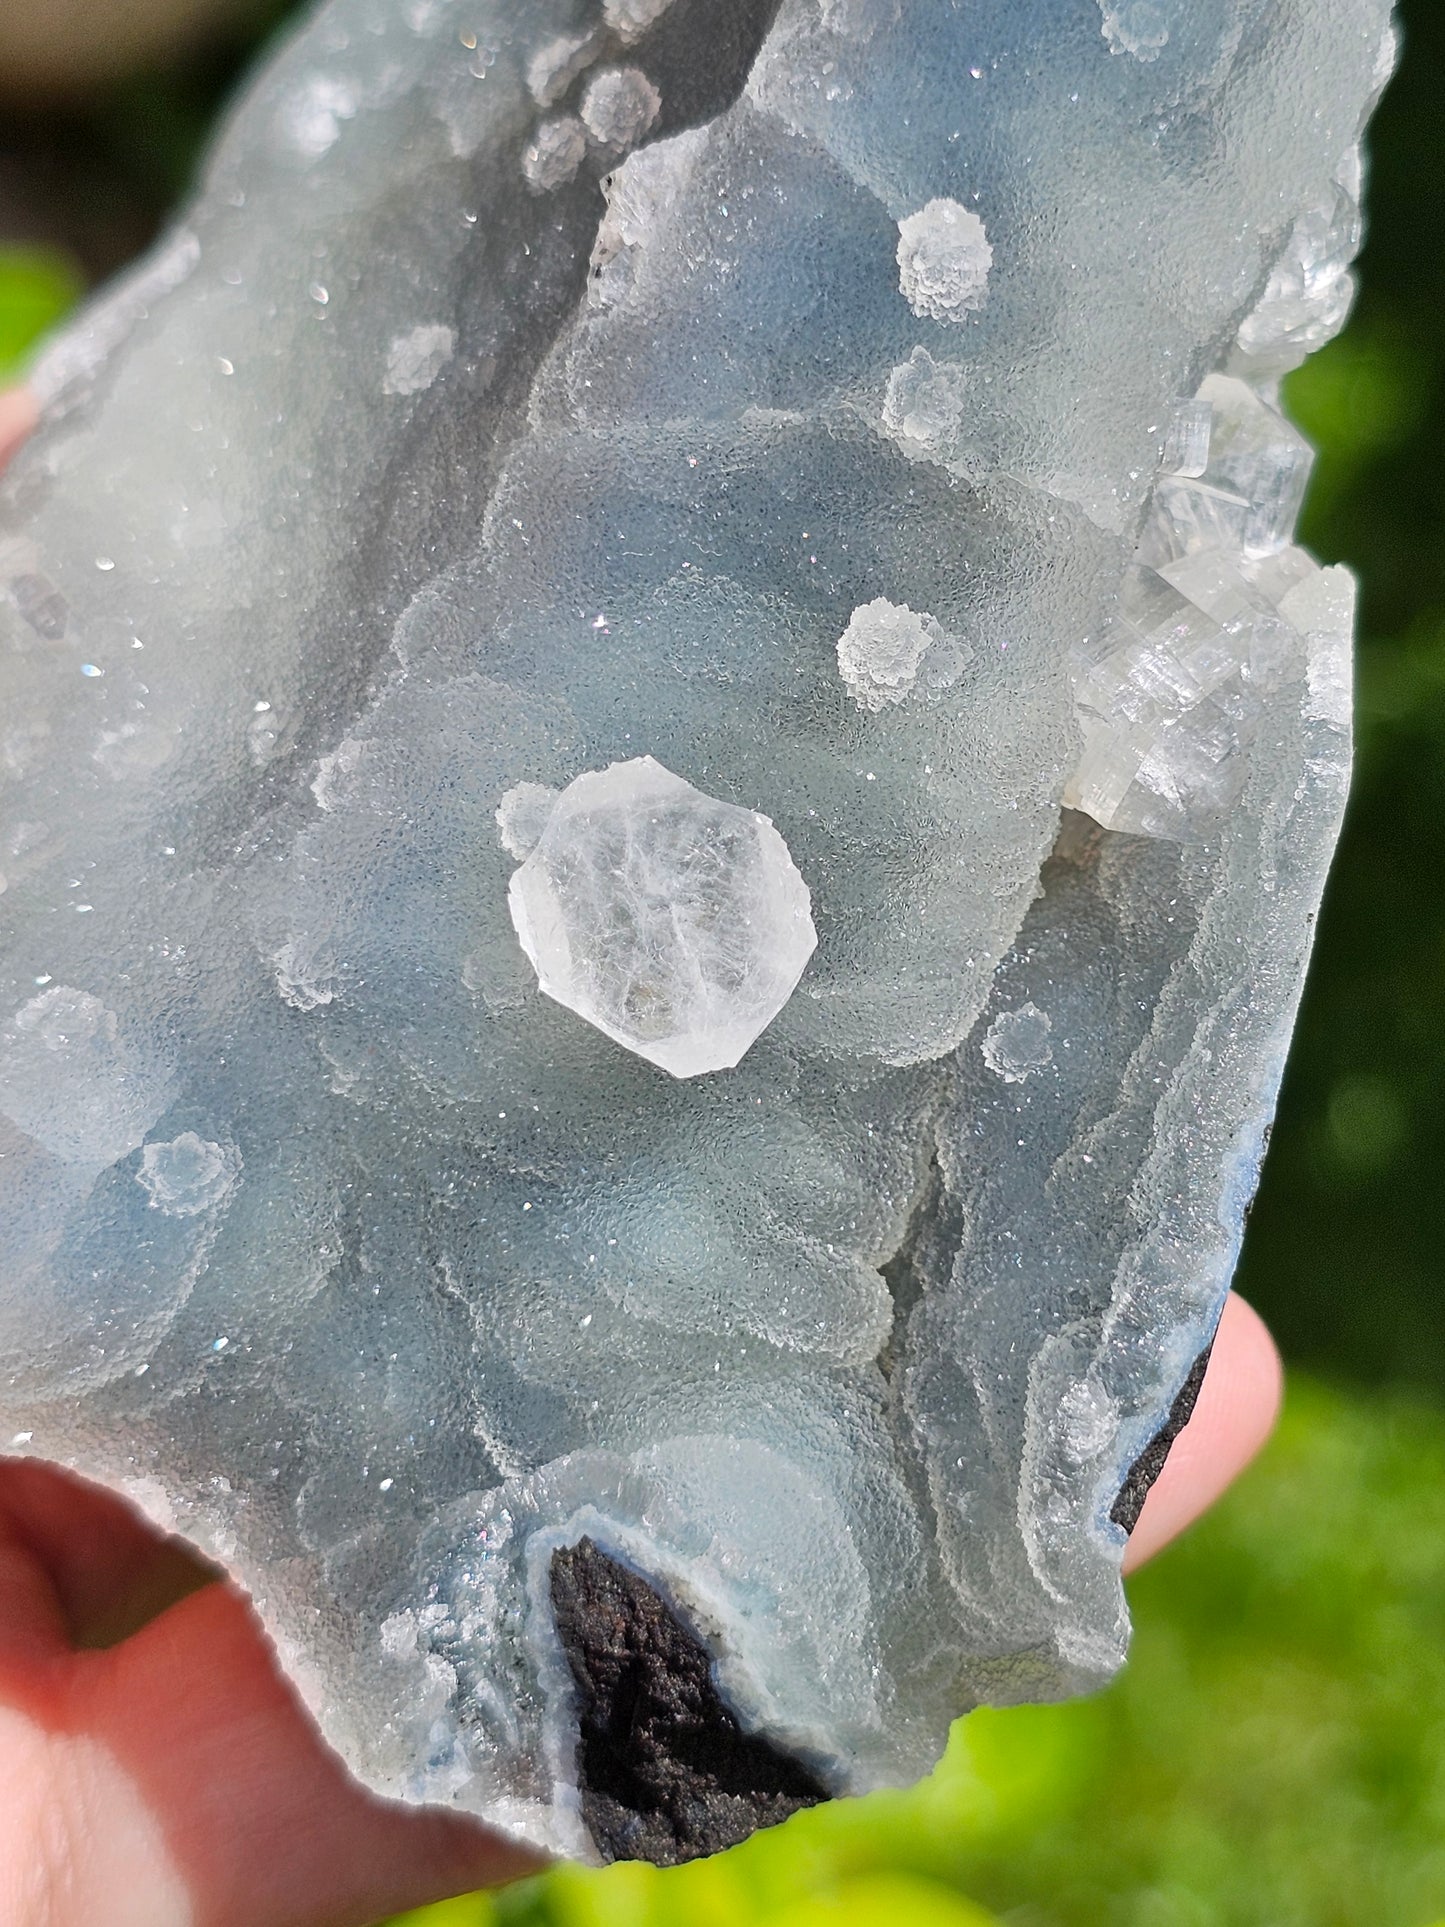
[
  {"left": 1122, "top": 1291, "right": 1283, "bottom": 1573},
  {"left": 0, "top": 387, "right": 40, "bottom": 474},
  {"left": 0, "top": 1457, "right": 220, "bottom": 1652},
  {"left": 1212, "top": 1290, "right": 1284, "bottom": 1441},
  {"left": 89, "top": 1568, "right": 545, "bottom": 1921}
]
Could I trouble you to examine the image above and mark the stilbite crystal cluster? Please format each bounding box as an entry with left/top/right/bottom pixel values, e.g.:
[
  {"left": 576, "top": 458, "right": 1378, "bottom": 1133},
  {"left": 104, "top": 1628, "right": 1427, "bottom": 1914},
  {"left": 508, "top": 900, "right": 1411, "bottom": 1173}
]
[{"left": 0, "top": 0, "right": 1392, "bottom": 1869}]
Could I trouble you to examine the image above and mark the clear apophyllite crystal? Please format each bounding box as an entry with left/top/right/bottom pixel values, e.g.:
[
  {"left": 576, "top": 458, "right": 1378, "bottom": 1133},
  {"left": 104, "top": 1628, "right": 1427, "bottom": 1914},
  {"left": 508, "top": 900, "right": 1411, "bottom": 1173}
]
[
  {"left": 0, "top": 0, "right": 1393, "bottom": 1870},
  {"left": 1063, "top": 375, "right": 1338, "bottom": 839},
  {"left": 507, "top": 756, "right": 817, "bottom": 1078}
]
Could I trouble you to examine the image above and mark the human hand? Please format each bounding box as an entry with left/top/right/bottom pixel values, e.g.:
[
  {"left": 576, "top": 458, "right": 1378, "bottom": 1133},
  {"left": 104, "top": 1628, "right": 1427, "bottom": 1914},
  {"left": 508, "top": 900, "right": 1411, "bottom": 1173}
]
[
  {"left": 0, "top": 1309, "right": 1281, "bottom": 1926},
  {"left": 0, "top": 388, "right": 1282, "bottom": 1927},
  {"left": 0, "top": 1455, "right": 542, "bottom": 1927}
]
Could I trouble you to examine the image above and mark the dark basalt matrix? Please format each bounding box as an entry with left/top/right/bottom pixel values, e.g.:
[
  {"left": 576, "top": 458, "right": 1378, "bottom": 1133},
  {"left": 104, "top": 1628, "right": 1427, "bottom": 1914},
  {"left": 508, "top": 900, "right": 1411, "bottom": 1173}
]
[
  {"left": 551, "top": 1538, "right": 828, "bottom": 1862},
  {"left": 0, "top": 0, "right": 1394, "bottom": 1866}
]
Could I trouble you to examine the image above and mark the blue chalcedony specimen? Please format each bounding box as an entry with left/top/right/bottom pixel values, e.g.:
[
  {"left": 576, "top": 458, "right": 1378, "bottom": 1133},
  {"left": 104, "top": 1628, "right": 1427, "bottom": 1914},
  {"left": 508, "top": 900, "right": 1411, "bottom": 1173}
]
[{"left": 0, "top": 0, "right": 1391, "bottom": 1865}]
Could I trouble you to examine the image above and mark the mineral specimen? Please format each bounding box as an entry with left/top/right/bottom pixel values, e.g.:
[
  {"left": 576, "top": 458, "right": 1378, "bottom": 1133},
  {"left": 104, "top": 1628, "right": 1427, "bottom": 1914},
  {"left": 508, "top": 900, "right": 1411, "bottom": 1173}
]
[{"left": 0, "top": 0, "right": 1393, "bottom": 1872}]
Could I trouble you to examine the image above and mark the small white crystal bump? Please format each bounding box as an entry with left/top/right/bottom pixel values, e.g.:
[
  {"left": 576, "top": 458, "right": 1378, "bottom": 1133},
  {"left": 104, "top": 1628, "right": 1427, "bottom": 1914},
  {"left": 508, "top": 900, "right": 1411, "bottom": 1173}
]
[
  {"left": 882, "top": 348, "right": 968, "bottom": 456},
  {"left": 507, "top": 756, "right": 817, "bottom": 1078},
  {"left": 602, "top": 0, "right": 676, "bottom": 42},
  {"left": 522, "top": 116, "right": 588, "bottom": 191},
  {"left": 1099, "top": 0, "right": 1170, "bottom": 60},
  {"left": 981, "top": 1003, "right": 1054, "bottom": 1082},
  {"left": 896, "top": 199, "right": 992, "bottom": 322},
  {"left": 138, "top": 1133, "right": 242, "bottom": 1217},
  {"left": 836, "top": 597, "right": 968, "bottom": 712},
  {"left": 580, "top": 66, "right": 662, "bottom": 149},
  {"left": 384, "top": 323, "right": 455, "bottom": 397},
  {"left": 526, "top": 30, "right": 602, "bottom": 107}
]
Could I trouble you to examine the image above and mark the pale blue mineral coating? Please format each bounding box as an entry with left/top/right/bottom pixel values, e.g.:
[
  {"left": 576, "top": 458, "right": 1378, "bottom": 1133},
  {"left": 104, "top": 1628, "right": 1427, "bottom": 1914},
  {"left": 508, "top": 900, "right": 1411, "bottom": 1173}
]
[{"left": 0, "top": 0, "right": 1393, "bottom": 1860}]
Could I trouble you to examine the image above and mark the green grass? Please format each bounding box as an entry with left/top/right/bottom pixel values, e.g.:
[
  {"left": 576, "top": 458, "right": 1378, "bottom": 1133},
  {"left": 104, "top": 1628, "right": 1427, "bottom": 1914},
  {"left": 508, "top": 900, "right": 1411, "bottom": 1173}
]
[
  {"left": 0, "top": 245, "right": 84, "bottom": 384},
  {"left": 387, "top": 1378, "right": 1445, "bottom": 1927}
]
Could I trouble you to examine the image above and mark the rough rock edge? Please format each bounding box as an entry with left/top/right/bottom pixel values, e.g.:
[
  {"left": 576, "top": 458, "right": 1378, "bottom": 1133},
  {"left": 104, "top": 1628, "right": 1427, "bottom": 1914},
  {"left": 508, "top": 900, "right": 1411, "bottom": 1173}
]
[{"left": 1110, "top": 1342, "right": 1215, "bottom": 1535}]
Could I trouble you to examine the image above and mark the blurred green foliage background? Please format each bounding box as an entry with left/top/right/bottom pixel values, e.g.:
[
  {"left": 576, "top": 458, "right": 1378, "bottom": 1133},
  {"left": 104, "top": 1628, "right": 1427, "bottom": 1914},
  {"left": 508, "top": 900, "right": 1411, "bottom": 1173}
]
[
  {"left": 2, "top": 0, "right": 1442, "bottom": 1920},
  {"left": 1237, "top": 0, "right": 1445, "bottom": 1394}
]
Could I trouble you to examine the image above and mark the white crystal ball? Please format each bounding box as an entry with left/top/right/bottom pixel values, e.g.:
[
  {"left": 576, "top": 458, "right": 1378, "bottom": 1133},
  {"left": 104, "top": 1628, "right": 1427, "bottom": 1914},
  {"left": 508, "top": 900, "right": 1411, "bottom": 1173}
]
[
  {"left": 137, "top": 1132, "right": 242, "bottom": 1216},
  {"left": 507, "top": 756, "right": 818, "bottom": 1078},
  {"left": 523, "top": 116, "right": 589, "bottom": 192},
  {"left": 835, "top": 596, "right": 965, "bottom": 711},
  {"left": 981, "top": 1002, "right": 1054, "bottom": 1083},
  {"left": 896, "top": 198, "right": 993, "bottom": 321},
  {"left": 580, "top": 65, "right": 662, "bottom": 148},
  {"left": 603, "top": 0, "right": 675, "bottom": 41}
]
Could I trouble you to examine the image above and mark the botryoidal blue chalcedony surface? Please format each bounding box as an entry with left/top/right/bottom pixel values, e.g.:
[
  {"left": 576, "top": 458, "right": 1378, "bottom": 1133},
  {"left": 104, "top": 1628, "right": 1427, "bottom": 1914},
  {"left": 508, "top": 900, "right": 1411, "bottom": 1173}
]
[{"left": 0, "top": 0, "right": 1392, "bottom": 1865}]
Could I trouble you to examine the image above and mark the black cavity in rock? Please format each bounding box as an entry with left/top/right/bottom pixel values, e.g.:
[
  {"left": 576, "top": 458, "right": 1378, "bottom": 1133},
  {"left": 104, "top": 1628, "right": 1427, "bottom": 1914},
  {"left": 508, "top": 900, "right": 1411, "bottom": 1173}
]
[
  {"left": 637, "top": 0, "right": 786, "bottom": 136},
  {"left": 1111, "top": 1341, "right": 1214, "bottom": 1535},
  {"left": 549, "top": 1535, "right": 828, "bottom": 1866}
]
